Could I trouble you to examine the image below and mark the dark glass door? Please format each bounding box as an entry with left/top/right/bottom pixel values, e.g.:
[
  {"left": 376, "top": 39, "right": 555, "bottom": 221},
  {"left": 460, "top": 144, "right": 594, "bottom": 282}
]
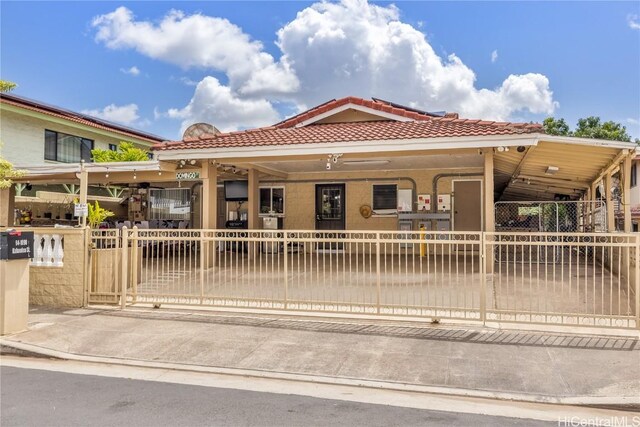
[
  {"left": 316, "top": 184, "right": 345, "bottom": 230},
  {"left": 315, "top": 184, "right": 345, "bottom": 250}
]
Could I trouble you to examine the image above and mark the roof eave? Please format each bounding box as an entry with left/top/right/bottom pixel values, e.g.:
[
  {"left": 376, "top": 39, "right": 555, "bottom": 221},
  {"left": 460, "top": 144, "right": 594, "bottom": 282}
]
[{"left": 154, "top": 134, "right": 541, "bottom": 161}]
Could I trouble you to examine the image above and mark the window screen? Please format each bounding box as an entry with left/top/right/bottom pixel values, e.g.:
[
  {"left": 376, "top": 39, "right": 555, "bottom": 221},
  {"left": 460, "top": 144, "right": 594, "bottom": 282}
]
[{"left": 372, "top": 184, "right": 397, "bottom": 211}]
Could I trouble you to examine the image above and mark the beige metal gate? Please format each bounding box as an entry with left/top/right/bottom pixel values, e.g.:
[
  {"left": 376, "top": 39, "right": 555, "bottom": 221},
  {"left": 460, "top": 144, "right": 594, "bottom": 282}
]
[{"left": 88, "top": 228, "right": 640, "bottom": 331}]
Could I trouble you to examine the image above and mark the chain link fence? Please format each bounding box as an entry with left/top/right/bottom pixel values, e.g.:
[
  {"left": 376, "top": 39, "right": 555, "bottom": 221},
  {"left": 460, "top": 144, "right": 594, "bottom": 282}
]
[{"left": 495, "top": 201, "right": 608, "bottom": 233}]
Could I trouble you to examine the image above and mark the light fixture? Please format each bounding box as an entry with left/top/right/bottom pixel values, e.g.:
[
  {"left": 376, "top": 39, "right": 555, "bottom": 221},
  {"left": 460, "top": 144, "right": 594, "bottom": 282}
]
[
  {"left": 517, "top": 146, "right": 526, "bottom": 153},
  {"left": 158, "top": 171, "right": 162, "bottom": 176},
  {"left": 105, "top": 168, "right": 109, "bottom": 178},
  {"left": 179, "top": 160, "right": 186, "bottom": 166},
  {"left": 133, "top": 170, "right": 137, "bottom": 180},
  {"left": 343, "top": 160, "right": 391, "bottom": 166},
  {"left": 189, "top": 159, "right": 197, "bottom": 165},
  {"left": 546, "top": 166, "right": 559, "bottom": 175},
  {"left": 496, "top": 146, "right": 509, "bottom": 152}
]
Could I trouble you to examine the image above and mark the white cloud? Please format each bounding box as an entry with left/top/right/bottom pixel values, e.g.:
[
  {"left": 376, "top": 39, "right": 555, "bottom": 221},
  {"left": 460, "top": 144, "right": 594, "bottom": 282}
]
[
  {"left": 165, "top": 76, "right": 280, "bottom": 133},
  {"left": 93, "top": 1, "right": 558, "bottom": 131},
  {"left": 628, "top": 14, "right": 640, "bottom": 30},
  {"left": 276, "top": 0, "right": 557, "bottom": 120},
  {"left": 491, "top": 49, "right": 498, "bottom": 63},
  {"left": 92, "top": 7, "right": 298, "bottom": 96},
  {"left": 627, "top": 117, "right": 639, "bottom": 125},
  {"left": 82, "top": 103, "right": 140, "bottom": 125},
  {"left": 120, "top": 65, "right": 140, "bottom": 76}
]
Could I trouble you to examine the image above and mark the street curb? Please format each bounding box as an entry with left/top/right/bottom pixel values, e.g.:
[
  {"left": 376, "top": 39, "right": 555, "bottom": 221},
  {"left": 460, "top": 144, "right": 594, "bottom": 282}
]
[{"left": 2, "top": 339, "right": 638, "bottom": 411}]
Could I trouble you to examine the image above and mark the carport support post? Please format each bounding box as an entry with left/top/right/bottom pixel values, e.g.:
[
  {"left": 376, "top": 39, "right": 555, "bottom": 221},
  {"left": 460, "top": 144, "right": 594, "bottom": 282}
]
[
  {"left": 200, "top": 161, "right": 218, "bottom": 269},
  {"left": 623, "top": 155, "right": 632, "bottom": 233},
  {"left": 79, "top": 165, "right": 88, "bottom": 228},
  {"left": 605, "top": 172, "right": 615, "bottom": 232},
  {"left": 247, "top": 168, "right": 260, "bottom": 259},
  {"left": 484, "top": 150, "right": 495, "bottom": 275}
]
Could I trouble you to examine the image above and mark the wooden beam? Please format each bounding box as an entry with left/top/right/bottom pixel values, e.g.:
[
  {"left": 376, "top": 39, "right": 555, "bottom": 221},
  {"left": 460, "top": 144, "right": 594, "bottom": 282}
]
[
  {"left": 234, "top": 163, "right": 288, "bottom": 179},
  {"left": 516, "top": 174, "right": 591, "bottom": 189},
  {"left": 594, "top": 149, "right": 630, "bottom": 185}
]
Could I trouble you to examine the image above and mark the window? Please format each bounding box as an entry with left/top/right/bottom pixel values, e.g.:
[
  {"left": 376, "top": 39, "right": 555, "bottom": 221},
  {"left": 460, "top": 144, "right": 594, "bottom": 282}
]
[
  {"left": 259, "top": 187, "right": 285, "bottom": 215},
  {"left": 44, "top": 130, "right": 93, "bottom": 163},
  {"left": 109, "top": 144, "right": 118, "bottom": 151},
  {"left": 372, "top": 184, "right": 397, "bottom": 212},
  {"left": 632, "top": 163, "right": 637, "bottom": 188}
]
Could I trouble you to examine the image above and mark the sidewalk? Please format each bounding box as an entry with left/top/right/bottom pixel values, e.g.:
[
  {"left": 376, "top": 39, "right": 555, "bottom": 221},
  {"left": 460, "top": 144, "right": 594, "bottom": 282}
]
[{"left": 1, "top": 306, "right": 639, "bottom": 406}]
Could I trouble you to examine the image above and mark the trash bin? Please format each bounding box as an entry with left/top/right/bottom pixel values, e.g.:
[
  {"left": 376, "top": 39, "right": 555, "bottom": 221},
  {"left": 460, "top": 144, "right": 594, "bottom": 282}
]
[{"left": 0, "top": 230, "right": 34, "bottom": 335}]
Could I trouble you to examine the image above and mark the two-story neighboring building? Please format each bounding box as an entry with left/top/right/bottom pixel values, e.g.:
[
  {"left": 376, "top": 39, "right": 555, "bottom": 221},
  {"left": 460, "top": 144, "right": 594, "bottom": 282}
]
[
  {"left": 0, "top": 93, "right": 163, "bottom": 166},
  {"left": 0, "top": 93, "right": 166, "bottom": 226}
]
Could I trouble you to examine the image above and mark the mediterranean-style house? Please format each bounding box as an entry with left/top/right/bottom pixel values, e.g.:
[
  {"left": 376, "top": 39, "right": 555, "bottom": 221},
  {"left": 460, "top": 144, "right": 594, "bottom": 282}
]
[{"left": 4, "top": 96, "right": 638, "bottom": 331}]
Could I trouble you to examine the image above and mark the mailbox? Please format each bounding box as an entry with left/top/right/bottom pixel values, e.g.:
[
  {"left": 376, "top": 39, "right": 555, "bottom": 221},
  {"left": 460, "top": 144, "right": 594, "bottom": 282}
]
[{"left": 0, "top": 230, "right": 34, "bottom": 261}]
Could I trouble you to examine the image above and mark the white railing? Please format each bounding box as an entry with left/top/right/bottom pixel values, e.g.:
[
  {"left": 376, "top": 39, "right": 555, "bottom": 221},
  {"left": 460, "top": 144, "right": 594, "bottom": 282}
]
[
  {"left": 31, "top": 234, "right": 64, "bottom": 267},
  {"left": 88, "top": 228, "right": 640, "bottom": 330}
]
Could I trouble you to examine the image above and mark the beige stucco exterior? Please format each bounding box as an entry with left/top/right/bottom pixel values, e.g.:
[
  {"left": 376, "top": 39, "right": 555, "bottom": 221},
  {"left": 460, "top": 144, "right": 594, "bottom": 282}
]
[
  {"left": 0, "top": 107, "right": 155, "bottom": 166},
  {"left": 247, "top": 167, "right": 485, "bottom": 231}
]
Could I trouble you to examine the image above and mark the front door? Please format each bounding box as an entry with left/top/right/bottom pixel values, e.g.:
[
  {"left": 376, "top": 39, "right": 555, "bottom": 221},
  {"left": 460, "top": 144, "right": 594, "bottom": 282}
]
[{"left": 315, "top": 184, "right": 345, "bottom": 250}]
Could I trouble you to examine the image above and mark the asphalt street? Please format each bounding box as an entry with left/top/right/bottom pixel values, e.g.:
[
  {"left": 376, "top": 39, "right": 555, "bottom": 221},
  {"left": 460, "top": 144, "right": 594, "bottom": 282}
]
[{"left": 0, "top": 365, "right": 551, "bottom": 426}]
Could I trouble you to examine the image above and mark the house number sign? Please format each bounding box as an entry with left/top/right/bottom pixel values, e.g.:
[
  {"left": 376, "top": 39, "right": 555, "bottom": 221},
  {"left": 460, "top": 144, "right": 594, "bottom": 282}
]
[{"left": 176, "top": 171, "right": 200, "bottom": 180}]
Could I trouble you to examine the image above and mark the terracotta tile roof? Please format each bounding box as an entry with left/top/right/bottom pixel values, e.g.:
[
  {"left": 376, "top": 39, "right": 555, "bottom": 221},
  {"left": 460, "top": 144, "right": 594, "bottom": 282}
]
[
  {"left": 273, "top": 96, "right": 445, "bottom": 128},
  {"left": 155, "top": 117, "right": 543, "bottom": 152},
  {"left": 0, "top": 93, "right": 165, "bottom": 144}
]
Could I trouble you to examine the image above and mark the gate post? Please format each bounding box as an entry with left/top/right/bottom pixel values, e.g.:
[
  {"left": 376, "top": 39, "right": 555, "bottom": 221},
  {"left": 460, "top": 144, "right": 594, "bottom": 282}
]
[
  {"left": 199, "top": 230, "right": 205, "bottom": 305},
  {"left": 636, "top": 235, "right": 640, "bottom": 330},
  {"left": 480, "top": 232, "right": 487, "bottom": 325},
  {"left": 120, "top": 227, "right": 128, "bottom": 309},
  {"left": 376, "top": 233, "right": 381, "bottom": 314},
  {"left": 83, "top": 227, "right": 90, "bottom": 307},
  {"left": 284, "top": 231, "right": 288, "bottom": 309}
]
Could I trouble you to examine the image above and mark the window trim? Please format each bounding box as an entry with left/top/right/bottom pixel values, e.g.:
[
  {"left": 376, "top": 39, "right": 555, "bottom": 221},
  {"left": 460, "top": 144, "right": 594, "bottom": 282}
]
[
  {"left": 631, "top": 163, "right": 637, "bottom": 188},
  {"left": 371, "top": 183, "right": 398, "bottom": 214},
  {"left": 44, "top": 129, "right": 94, "bottom": 163},
  {"left": 259, "top": 186, "right": 286, "bottom": 217}
]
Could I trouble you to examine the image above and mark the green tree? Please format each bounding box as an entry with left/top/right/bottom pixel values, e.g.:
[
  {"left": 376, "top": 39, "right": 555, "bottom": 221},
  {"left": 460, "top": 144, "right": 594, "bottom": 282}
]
[
  {"left": 91, "top": 142, "right": 150, "bottom": 162},
  {"left": 0, "top": 80, "right": 16, "bottom": 92},
  {"left": 543, "top": 115, "right": 634, "bottom": 142},
  {"left": 542, "top": 117, "right": 570, "bottom": 136},
  {"left": 573, "top": 116, "right": 632, "bottom": 142},
  {"left": 0, "top": 80, "right": 25, "bottom": 188}
]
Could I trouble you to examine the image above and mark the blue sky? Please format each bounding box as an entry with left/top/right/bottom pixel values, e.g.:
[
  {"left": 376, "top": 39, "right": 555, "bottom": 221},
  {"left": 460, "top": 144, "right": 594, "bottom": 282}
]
[{"left": 1, "top": 1, "right": 639, "bottom": 140}]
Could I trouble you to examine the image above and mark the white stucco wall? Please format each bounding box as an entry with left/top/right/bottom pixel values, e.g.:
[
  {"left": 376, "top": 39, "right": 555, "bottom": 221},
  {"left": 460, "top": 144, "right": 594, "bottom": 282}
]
[{"left": 0, "top": 108, "right": 151, "bottom": 166}]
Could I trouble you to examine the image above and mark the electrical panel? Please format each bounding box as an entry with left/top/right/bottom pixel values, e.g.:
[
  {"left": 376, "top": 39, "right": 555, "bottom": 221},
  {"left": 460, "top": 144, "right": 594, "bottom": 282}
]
[
  {"left": 437, "top": 194, "right": 451, "bottom": 211},
  {"left": 417, "top": 194, "right": 431, "bottom": 212},
  {"left": 397, "top": 189, "right": 413, "bottom": 212}
]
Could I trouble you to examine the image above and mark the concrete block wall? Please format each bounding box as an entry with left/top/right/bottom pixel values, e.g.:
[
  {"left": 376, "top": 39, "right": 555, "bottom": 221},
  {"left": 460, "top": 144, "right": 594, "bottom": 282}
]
[{"left": 27, "top": 229, "right": 86, "bottom": 307}]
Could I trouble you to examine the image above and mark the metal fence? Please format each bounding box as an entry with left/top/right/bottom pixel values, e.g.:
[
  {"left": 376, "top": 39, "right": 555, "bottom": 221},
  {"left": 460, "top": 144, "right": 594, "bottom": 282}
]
[
  {"left": 495, "top": 201, "right": 607, "bottom": 233},
  {"left": 88, "top": 228, "right": 639, "bottom": 331}
]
